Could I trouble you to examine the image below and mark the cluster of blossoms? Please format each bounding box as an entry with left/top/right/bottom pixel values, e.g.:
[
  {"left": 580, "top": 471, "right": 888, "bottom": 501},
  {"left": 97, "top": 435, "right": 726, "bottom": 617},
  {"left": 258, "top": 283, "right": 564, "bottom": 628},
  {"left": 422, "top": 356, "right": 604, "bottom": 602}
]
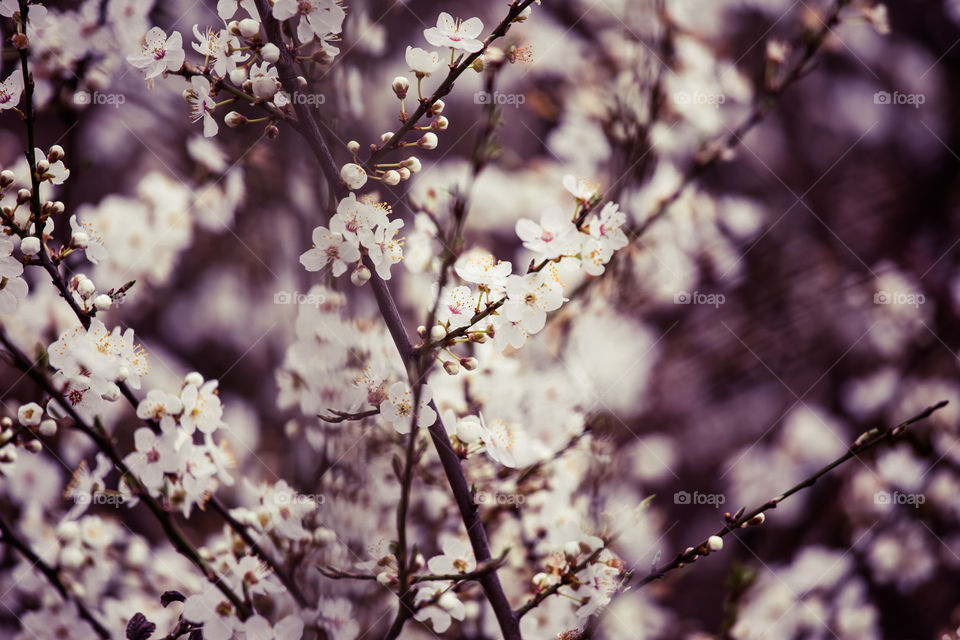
[
  {"left": 127, "top": 1, "right": 346, "bottom": 137},
  {"left": 299, "top": 193, "right": 404, "bottom": 283}
]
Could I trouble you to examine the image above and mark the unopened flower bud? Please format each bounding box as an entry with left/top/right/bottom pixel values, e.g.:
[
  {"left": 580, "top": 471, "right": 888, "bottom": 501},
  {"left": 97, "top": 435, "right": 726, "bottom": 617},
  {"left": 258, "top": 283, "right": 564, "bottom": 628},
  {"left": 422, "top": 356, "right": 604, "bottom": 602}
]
[
  {"left": 38, "top": 419, "right": 57, "bottom": 437},
  {"left": 380, "top": 132, "right": 394, "bottom": 144},
  {"left": 37, "top": 159, "right": 52, "bottom": 174},
  {"left": 430, "top": 99, "right": 445, "bottom": 116},
  {"left": 25, "top": 439, "right": 42, "bottom": 453},
  {"left": 707, "top": 535, "right": 724, "bottom": 552},
  {"left": 417, "top": 132, "right": 438, "bottom": 149},
  {"left": 532, "top": 572, "right": 548, "bottom": 586},
  {"left": 392, "top": 76, "right": 409, "bottom": 99},
  {"left": 225, "top": 111, "right": 248, "bottom": 128},
  {"left": 47, "top": 145, "right": 65, "bottom": 162},
  {"left": 227, "top": 20, "right": 241, "bottom": 35},
  {"left": 266, "top": 124, "right": 280, "bottom": 139},
  {"left": 17, "top": 402, "right": 43, "bottom": 427},
  {"left": 93, "top": 294, "right": 112, "bottom": 311},
  {"left": 185, "top": 371, "right": 204, "bottom": 387},
  {"left": 383, "top": 170, "right": 400, "bottom": 186},
  {"left": 350, "top": 265, "right": 371, "bottom": 287},
  {"left": 238, "top": 18, "right": 260, "bottom": 38},
  {"left": 347, "top": 140, "right": 360, "bottom": 155},
  {"left": 430, "top": 324, "right": 447, "bottom": 342},
  {"left": 261, "top": 43, "right": 280, "bottom": 64},
  {"left": 49, "top": 201, "right": 65, "bottom": 215},
  {"left": 746, "top": 513, "right": 765, "bottom": 527},
  {"left": 443, "top": 360, "right": 460, "bottom": 375},
  {"left": 460, "top": 357, "right": 478, "bottom": 371},
  {"left": 17, "top": 188, "right": 31, "bottom": 204},
  {"left": 397, "top": 167, "right": 411, "bottom": 180},
  {"left": 20, "top": 236, "right": 40, "bottom": 256},
  {"left": 402, "top": 157, "right": 422, "bottom": 173},
  {"left": 77, "top": 277, "right": 96, "bottom": 298},
  {"left": 417, "top": 325, "right": 427, "bottom": 338},
  {"left": 11, "top": 33, "right": 28, "bottom": 50},
  {"left": 470, "top": 332, "right": 487, "bottom": 343},
  {"left": 0, "top": 170, "right": 15, "bottom": 187},
  {"left": 433, "top": 116, "right": 449, "bottom": 130},
  {"left": 229, "top": 67, "right": 248, "bottom": 85},
  {"left": 563, "top": 541, "right": 581, "bottom": 558},
  {"left": 340, "top": 163, "right": 367, "bottom": 189}
]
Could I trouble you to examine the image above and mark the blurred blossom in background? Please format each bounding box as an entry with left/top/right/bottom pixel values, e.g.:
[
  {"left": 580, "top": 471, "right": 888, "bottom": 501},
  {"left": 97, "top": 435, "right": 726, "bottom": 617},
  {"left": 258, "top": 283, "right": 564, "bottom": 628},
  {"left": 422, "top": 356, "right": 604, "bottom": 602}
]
[{"left": 1, "top": 0, "right": 960, "bottom": 639}]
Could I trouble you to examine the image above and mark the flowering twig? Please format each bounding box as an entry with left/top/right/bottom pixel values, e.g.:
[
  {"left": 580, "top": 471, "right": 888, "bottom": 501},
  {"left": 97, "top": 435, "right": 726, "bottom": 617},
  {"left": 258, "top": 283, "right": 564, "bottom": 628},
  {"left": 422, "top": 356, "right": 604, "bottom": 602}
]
[
  {"left": 0, "top": 329, "right": 252, "bottom": 620},
  {"left": 0, "top": 512, "right": 110, "bottom": 638},
  {"left": 251, "top": 2, "right": 528, "bottom": 637},
  {"left": 363, "top": 0, "right": 538, "bottom": 170},
  {"left": 631, "top": 401, "right": 948, "bottom": 589}
]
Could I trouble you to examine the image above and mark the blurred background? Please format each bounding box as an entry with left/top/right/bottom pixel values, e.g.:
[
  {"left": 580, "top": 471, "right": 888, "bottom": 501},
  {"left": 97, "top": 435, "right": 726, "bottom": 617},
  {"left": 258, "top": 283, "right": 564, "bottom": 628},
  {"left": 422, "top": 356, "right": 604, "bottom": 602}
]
[{"left": 2, "top": 0, "right": 960, "bottom": 638}]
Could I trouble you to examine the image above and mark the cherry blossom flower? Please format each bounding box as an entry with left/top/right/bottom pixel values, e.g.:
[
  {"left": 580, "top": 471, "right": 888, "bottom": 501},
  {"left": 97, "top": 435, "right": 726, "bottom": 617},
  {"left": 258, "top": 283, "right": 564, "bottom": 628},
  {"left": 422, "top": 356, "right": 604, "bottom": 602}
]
[
  {"left": 437, "top": 285, "right": 476, "bottom": 330},
  {"left": 424, "top": 12, "right": 484, "bottom": 54},
  {"left": 427, "top": 534, "right": 476, "bottom": 574},
  {"left": 380, "top": 381, "right": 436, "bottom": 433},
  {"left": 503, "top": 271, "right": 565, "bottom": 334},
  {"left": 316, "top": 598, "right": 360, "bottom": 640},
  {"left": 217, "top": 0, "right": 257, "bottom": 20},
  {"left": 249, "top": 61, "right": 280, "bottom": 101},
  {"left": 182, "top": 583, "right": 241, "bottom": 640},
  {"left": 300, "top": 226, "right": 361, "bottom": 276},
  {"left": 405, "top": 46, "right": 441, "bottom": 76},
  {"left": 331, "top": 193, "right": 386, "bottom": 246},
  {"left": 414, "top": 582, "right": 466, "bottom": 632},
  {"left": 186, "top": 76, "right": 218, "bottom": 137},
  {"left": 360, "top": 217, "right": 404, "bottom": 280},
  {"left": 563, "top": 174, "right": 599, "bottom": 204},
  {"left": 136, "top": 389, "right": 183, "bottom": 430},
  {"left": 127, "top": 27, "right": 185, "bottom": 80},
  {"left": 0, "top": 236, "right": 28, "bottom": 313},
  {"left": 192, "top": 25, "right": 246, "bottom": 77},
  {"left": 180, "top": 378, "right": 225, "bottom": 434},
  {"left": 590, "top": 201, "right": 629, "bottom": 251},
  {"left": 0, "top": 68, "right": 23, "bottom": 111},
  {"left": 515, "top": 208, "right": 579, "bottom": 259},
  {"left": 34, "top": 148, "right": 69, "bottom": 184},
  {"left": 455, "top": 250, "right": 512, "bottom": 292},
  {"left": 272, "top": 0, "right": 346, "bottom": 46},
  {"left": 69, "top": 214, "right": 108, "bottom": 264},
  {"left": 478, "top": 415, "right": 524, "bottom": 467},
  {"left": 123, "top": 427, "right": 180, "bottom": 494}
]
